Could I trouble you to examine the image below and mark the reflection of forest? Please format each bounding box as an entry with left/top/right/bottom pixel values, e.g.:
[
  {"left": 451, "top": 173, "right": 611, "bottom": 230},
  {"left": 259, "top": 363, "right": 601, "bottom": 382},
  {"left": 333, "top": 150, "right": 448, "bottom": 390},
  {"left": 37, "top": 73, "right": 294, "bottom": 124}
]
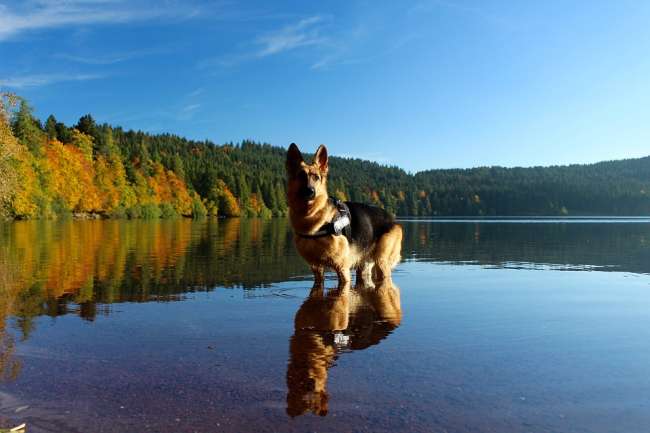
[
  {"left": 0, "top": 219, "right": 307, "bottom": 334},
  {"left": 401, "top": 221, "right": 650, "bottom": 274}
]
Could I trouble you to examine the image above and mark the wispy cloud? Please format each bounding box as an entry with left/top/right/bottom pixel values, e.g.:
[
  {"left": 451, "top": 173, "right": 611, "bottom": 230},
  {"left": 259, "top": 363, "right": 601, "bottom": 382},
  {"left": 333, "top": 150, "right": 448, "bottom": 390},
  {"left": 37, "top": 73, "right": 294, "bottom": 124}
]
[
  {"left": 54, "top": 53, "right": 133, "bottom": 65},
  {"left": 255, "top": 15, "right": 326, "bottom": 57},
  {"left": 308, "top": 23, "right": 368, "bottom": 70},
  {"left": 0, "top": 0, "right": 201, "bottom": 41},
  {"left": 100, "top": 86, "right": 206, "bottom": 124},
  {"left": 199, "top": 15, "right": 329, "bottom": 69},
  {"left": 178, "top": 86, "right": 204, "bottom": 120},
  {"left": 53, "top": 47, "right": 165, "bottom": 65},
  {"left": 187, "top": 87, "right": 204, "bottom": 98},
  {"left": 177, "top": 103, "right": 201, "bottom": 121},
  {"left": 199, "top": 11, "right": 412, "bottom": 72},
  {"left": 311, "top": 27, "right": 418, "bottom": 70},
  {"left": 0, "top": 73, "right": 103, "bottom": 88},
  {"left": 181, "top": 103, "right": 201, "bottom": 113}
]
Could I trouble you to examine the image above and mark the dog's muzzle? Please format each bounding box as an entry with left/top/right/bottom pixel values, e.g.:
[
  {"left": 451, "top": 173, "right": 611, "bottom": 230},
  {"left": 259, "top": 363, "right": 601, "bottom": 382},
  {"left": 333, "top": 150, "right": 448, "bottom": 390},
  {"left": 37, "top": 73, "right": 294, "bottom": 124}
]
[{"left": 302, "top": 186, "right": 316, "bottom": 200}]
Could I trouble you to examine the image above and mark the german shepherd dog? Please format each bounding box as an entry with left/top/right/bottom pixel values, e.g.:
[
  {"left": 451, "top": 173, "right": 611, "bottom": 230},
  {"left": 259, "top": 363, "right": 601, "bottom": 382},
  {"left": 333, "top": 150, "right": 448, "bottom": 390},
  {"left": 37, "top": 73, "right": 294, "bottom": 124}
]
[{"left": 286, "top": 143, "right": 403, "bottom": 288}]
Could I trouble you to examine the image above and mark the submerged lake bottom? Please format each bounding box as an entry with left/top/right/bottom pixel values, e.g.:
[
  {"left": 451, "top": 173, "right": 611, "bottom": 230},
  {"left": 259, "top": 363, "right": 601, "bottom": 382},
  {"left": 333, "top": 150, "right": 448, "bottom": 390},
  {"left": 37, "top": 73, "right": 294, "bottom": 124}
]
[{"left": 1, "top": 218, "right": 650, "bottom": 432}]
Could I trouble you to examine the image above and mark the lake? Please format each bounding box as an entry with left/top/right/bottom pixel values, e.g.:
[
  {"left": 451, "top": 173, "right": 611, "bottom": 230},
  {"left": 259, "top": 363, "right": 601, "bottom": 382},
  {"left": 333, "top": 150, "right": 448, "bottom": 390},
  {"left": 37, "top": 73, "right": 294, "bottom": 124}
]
[{"left": 1, "top": 218, "right": 650, "bottom": 433}]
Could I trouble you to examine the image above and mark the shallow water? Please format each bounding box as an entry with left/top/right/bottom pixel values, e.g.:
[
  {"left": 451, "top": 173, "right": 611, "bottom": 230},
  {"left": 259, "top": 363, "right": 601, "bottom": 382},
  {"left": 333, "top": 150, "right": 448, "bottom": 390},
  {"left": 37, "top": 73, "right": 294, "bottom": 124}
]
[{"left": 1, "top": 218, "right": 650, "bottom": 432}]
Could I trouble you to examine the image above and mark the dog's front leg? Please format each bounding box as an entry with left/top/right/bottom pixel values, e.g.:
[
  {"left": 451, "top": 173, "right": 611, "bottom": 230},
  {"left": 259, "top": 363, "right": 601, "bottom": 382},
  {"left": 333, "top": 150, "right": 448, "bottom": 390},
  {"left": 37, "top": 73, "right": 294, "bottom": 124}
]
[
  {"left": 356, "top": 262, "right": 375, "bottom": 289},
  {"left": 311, "top": 265, "right": 325, "bottom": 291},
  {"left": 334, "top": 266, "right": 351, "bottom": 290}
]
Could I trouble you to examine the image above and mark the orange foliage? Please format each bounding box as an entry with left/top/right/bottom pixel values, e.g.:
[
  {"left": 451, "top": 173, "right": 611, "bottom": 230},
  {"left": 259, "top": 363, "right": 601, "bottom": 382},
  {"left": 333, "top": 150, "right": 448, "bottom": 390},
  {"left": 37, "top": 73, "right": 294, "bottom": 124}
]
[
  {"left": 44, "top": 139, "right": 101, "bottom": 212},
  {"left": 147, "top": 162, "right": 193, "bottom": 215},
  {"left": 3, "top": 220, "right": 193, "bottom": 301},
  {"left": 9, "top": 124, "right": 202, "bottom": 219},
  {"left": 211, "top": 179, "right": 240, "bottom": 217},
  {"left": 248, "top": 193, "right": 264, "bottom": 214}
]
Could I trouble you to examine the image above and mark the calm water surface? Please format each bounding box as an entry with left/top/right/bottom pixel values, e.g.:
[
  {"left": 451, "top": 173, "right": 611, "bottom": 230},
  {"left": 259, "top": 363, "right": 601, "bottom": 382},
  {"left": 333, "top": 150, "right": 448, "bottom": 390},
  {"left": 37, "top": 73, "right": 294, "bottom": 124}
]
[{"left": 1, "top": 218, "right": 650, "bottom": 432}]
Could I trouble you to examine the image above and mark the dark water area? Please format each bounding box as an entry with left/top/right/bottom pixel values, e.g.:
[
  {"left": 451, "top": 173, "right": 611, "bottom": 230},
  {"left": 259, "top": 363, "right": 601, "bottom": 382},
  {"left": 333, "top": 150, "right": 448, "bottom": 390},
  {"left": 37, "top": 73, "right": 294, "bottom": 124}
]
[{"left": 1, "top": 218, "right": 650, "bottom": 432}]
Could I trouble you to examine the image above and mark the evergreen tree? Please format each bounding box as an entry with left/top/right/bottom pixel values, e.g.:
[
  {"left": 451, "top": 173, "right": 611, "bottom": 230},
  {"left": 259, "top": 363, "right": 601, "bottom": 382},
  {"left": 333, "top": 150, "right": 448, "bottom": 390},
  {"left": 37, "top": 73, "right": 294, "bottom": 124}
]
[
  {"left": 76, "top": 114, "right": 97, "bottom": 138},
  {"left": 55, "top": 121, "right": 73, "bottom": 143},
  {"left": 45, "top": 115, "right": 57, "bottom": 140},
  {"left": 172, "top": 154, "right": 186, "bottom": 181},
  {"left": 12, "top": 99, "right": 44, "bottom": 155}
]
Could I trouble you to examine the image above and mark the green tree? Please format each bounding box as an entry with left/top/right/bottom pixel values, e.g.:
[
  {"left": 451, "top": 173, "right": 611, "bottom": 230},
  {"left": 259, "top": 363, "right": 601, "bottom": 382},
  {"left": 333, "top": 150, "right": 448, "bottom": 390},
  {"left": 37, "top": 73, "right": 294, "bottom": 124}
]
[
  {"left": 12, "top": 99, "right": 44, "bottom": 155},
  {"left": 76, "top": 114, "right": 97, "bottom": 138},
  {"left": 172, "top": 154, "right": 186, "bottom": 181},
  {"left": 45, "top": 115, "right": 57, "bottom": 140}
]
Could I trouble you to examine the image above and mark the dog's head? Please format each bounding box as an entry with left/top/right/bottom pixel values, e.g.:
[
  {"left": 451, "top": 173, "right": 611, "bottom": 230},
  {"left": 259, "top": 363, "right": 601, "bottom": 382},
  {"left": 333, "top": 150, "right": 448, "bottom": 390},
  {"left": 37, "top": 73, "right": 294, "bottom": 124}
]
[{"left": 286, "top": 143, "right": 329, "bottom": 209}]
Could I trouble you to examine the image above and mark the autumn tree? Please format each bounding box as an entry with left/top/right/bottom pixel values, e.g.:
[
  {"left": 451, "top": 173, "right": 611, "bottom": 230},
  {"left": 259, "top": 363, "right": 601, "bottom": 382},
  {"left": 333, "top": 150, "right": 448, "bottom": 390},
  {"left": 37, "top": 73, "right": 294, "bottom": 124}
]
[
  {"left": 210, "top": 179, "right": 240, "bottom": 217},
  {"left": 0, "top": 93, "right": 19, "bottom": 216},
  {"left": 44, "top": 139, "right": 100, "bottom": 213}
]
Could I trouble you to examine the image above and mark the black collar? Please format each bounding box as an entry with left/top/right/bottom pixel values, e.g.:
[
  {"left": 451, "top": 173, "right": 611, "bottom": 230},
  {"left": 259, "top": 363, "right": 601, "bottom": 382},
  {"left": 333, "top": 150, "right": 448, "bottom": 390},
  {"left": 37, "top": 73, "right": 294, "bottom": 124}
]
[{"left": 295, "top": 198, "right": 352, "bottom": 240}]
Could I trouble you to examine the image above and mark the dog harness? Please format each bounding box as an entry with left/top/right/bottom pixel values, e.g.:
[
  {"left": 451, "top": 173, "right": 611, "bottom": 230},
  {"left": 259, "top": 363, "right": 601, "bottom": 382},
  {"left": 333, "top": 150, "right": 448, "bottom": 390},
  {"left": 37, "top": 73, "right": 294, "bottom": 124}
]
[{"left": 295, "top": 198, "right": 352, "bottom": 240}]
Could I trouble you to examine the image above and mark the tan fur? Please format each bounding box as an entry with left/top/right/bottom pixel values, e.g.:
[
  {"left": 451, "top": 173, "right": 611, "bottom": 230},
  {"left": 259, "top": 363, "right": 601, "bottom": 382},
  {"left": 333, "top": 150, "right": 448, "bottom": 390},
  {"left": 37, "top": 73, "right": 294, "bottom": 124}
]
[
  {"left": 286, "top": 280, "right": 402, "bottom": 417},
  {"left": 286, "top": 144, "right": 402, "bottom": 288}
]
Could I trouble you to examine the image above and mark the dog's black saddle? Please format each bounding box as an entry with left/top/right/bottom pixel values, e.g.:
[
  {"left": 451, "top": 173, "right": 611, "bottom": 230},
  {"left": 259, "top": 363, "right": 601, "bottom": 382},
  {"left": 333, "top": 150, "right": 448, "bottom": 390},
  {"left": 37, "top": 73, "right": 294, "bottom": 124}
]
[{"left": 295, "top": 197, "right": 352, "bottom": 240}]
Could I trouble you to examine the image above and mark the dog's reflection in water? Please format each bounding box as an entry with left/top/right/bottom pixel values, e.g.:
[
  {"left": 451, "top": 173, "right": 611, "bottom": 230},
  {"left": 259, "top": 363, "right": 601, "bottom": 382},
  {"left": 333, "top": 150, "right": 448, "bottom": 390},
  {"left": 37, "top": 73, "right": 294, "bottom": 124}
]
[{"left": 286, "top": 279, "right": 402, "bottom": 417}]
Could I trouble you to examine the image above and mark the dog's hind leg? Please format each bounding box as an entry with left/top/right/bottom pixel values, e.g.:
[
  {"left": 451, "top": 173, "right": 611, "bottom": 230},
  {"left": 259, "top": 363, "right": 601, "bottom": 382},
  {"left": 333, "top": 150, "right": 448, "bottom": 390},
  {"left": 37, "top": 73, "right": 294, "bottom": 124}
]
[{"left": 373, "top": 224, "right": 403, "bottom": 282}]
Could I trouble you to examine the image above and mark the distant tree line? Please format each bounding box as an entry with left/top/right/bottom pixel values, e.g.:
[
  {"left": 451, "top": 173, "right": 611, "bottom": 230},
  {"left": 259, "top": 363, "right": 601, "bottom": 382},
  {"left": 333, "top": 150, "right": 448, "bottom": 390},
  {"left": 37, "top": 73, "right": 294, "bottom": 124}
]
[{"left": 1, "top": 93, "right": 650, "bottom": 219}]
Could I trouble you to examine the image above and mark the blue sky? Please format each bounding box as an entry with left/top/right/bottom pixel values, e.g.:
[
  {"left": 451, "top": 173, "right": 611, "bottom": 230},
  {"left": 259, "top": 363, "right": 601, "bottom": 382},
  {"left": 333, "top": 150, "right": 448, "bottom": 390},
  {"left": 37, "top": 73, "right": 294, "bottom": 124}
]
[{"left": 1, "top": 0, "right": 649, "bottom": 172}]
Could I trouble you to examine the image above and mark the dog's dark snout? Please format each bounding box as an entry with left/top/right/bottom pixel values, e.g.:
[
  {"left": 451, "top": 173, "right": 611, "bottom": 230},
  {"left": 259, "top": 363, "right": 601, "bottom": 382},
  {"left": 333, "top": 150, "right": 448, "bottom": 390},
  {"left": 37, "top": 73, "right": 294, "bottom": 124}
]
[{"left": 304, "top": 186, "right": 316, "bottom": 199}]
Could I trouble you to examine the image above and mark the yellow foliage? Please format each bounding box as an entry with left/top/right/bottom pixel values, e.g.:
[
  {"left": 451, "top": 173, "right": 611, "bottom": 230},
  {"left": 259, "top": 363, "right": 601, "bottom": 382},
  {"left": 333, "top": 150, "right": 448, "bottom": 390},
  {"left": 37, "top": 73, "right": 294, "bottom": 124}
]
[
  {"left": 211, "top": 179, "right": 240, "bottom": 217},
  {"left": 95, "top": 153, "right": 133, "bottom": 213},
  {"left": 38, "top": 139, "right": 104, "bottom": 213},
  {"left": 3, "top": 96, "right": 218, "bottom": 219},
  {"left": 71, "top": 129, "right": 94, "bottom": 162},
  {"left": 133, "top": 170, "right": 154, "bottom": 205},
  {"left": 11, "top": 148, "right": 39, "bottom": 218},
  {"left": 0, "top": 93, "right": 19, "bottom": 214},
  {"left": 1, "top": 219, "right": 192, "bottom": 301},
  {"left": 146, "top": 162, "right": 193, "bottom": 215}
]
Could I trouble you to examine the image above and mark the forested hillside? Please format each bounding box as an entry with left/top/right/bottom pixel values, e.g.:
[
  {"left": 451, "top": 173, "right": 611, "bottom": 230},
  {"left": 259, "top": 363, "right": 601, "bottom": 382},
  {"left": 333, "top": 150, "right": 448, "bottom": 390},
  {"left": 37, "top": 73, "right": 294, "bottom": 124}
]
[{"left": 1, "top": 93, "right": 650, "bottom": 219}]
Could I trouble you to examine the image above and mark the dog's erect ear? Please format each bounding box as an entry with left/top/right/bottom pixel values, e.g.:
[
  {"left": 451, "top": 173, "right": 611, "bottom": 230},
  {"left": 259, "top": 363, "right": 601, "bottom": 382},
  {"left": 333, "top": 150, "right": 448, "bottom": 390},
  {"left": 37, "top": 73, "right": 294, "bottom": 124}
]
[
  {"left": 313, "top": 144, "right": 328, "bottom": 174},
  {"left": 286, "top": 143, "right": 304, "bottom": 174}
]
